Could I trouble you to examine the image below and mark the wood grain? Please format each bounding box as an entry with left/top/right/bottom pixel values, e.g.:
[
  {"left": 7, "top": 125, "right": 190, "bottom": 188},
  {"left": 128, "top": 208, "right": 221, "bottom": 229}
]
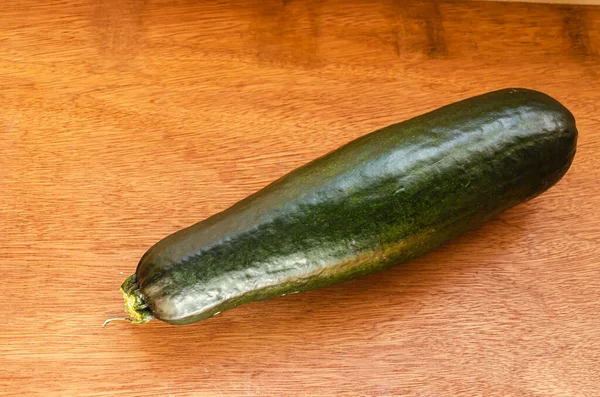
[
  {"left": 493, "top": 1, "right": 600, "bottom": 5},
  {"left": 1, "top": 1, "right": 599, "bottom": 396}
]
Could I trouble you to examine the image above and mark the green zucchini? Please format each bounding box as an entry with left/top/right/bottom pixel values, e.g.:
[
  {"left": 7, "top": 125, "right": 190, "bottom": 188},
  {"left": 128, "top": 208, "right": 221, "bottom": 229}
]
[{"left": 107, "top": 88, "right": 577, "bottom": 326}]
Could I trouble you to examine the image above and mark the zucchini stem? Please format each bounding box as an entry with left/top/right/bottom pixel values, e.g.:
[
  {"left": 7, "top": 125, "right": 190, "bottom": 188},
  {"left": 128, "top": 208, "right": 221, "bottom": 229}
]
[
  {"left": 102, "top": 317, "right": 132, "bottom": 327},
  {"left": 104, "top": 274, "right": 153, "bottom": 326}
]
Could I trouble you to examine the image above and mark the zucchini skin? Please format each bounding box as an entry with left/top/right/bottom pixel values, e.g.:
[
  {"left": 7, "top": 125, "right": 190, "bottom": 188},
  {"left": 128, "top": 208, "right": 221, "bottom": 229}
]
[{"left": 126, "top": 88, "right": 577, "bottom": 325}]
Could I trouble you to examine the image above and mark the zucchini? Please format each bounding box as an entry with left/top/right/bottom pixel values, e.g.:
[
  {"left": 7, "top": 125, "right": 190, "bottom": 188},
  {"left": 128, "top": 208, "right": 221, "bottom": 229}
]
[{"left": 107, "top": 88, "right": 577, "bottom": 326}]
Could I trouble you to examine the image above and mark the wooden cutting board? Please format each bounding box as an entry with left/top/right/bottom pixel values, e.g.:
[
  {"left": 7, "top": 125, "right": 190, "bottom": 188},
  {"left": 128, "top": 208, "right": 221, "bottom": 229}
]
[{"left": 1, "top": 1, "right": 599, "bottom": 396}]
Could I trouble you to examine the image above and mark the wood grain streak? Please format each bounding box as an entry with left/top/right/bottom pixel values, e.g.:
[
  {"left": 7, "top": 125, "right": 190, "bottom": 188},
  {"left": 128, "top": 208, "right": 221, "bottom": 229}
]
[{"left": 1, "top": 0, "right": 599, "bottom": 396}]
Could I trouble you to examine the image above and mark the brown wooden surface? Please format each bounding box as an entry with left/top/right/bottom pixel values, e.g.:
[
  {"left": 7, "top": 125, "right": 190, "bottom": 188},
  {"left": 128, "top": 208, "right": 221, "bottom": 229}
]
[{"left": 1, "top": 1, "right": 599, "bottom": 396}]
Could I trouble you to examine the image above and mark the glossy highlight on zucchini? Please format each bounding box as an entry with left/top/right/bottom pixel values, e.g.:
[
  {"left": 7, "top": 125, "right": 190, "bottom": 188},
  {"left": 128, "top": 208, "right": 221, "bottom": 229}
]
[{"left": 107, "top": 88, "right": 577, "bottom": 326}]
